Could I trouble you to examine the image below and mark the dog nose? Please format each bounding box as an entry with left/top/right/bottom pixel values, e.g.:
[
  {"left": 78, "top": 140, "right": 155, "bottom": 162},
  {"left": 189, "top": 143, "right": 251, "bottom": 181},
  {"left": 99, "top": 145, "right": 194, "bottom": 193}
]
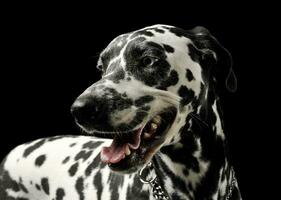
[{"left": 71, "top": 96, "right": 98, "bottom": 126}]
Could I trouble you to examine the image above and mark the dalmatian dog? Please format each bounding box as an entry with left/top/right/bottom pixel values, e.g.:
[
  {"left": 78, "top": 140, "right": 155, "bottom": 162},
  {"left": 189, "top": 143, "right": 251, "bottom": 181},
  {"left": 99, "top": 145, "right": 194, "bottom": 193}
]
[{"left": 0, "top": 24, "right": 242, "bottom": 200}]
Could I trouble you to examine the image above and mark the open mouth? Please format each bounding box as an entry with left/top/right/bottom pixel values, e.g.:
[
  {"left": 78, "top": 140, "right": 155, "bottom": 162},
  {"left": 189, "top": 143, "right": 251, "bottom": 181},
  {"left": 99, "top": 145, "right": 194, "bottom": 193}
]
[{"left": 96, "top": 107, "right": 177, "bottom": 172}]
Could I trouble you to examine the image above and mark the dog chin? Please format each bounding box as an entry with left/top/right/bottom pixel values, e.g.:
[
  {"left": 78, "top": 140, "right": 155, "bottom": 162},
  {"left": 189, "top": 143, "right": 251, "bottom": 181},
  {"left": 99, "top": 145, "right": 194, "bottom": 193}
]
[{"left": 107, "top": 158, "right": 145, "bottom": 174}]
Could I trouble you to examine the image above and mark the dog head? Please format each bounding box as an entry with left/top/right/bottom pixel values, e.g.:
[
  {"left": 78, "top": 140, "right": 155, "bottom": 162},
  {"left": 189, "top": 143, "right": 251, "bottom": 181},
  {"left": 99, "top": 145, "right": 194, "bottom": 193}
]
[{"left": 71, "top": 25, "right": 236, "bottom": 172}]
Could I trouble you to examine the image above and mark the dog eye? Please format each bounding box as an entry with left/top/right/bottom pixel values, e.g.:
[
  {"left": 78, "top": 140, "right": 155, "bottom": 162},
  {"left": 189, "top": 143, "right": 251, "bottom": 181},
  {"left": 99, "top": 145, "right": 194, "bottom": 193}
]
[{"left": 142, "top": 56, "right": 158, "bottom": 67}]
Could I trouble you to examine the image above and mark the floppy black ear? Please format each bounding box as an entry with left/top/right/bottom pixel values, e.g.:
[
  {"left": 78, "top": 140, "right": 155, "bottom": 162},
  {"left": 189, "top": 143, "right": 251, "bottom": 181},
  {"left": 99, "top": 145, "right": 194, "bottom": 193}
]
[{"left": 186, "top": 26, "right": 237, "bottom": 92}]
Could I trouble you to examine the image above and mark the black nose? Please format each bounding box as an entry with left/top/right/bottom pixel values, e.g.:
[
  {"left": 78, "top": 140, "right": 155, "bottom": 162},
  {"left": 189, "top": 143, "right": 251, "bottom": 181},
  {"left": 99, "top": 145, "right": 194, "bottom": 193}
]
[{"left": 71, "top": 96, "right": 98, "bottom": 126}]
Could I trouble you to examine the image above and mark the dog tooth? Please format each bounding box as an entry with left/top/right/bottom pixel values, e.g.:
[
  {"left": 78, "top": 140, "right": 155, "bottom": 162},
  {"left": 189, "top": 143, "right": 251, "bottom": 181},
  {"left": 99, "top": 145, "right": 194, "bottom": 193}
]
[
  {"left": 151, "top": 123, "right": 158, "bottom": 130},
  {"left": 125, "top": 144, "right": 131, "bottom": 156},
  {"left": 152, "top": 115, "right": 161, "bottom": 124},
  {"left": 144, "top": 132, "right": 151, "bottom": 139}
]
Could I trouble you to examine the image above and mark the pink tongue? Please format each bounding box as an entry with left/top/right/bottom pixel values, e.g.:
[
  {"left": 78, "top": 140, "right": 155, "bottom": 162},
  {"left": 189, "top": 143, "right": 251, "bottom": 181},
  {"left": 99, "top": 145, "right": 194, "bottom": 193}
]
[
  {"left": 100, "top": 129, "right": 142, "bottom": 164},
  {"left": 100, "top": 141, "right": 127, "bottom": 164}
]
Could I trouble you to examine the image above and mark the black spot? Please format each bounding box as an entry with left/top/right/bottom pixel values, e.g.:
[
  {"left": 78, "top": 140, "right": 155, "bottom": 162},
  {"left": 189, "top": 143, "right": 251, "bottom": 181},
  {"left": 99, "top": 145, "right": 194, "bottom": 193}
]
[
  {"left": 189, "top": 123, "right": 226, "bottom": 200},
  {"left": 154, "top": 156, "right": 190, "bottom": 196},
  {"left": 35, "top": 154, "right": 46, "bottom": 167},
  {"left": 0, "top": 163, "right": 26, "bottom": 199},
  {"left": 69, "top": 143, "right": 76, "bottom": 147},
  {"left": 35, "top": 184, "right": 41, "bottom": 190},
  {"left": 166, "top": 27, "right": 186, "bottom": 37},
  {"left": 142, "top": 105, "right": 150, "bottom": 111},
  {"left": 134, "top": 95, "right": 154, "bottom": 107},
  {"left": 75, "top": 176, "right": 84, "bottom": 200},
  {"left": 178, "top": 85, "right": 195, "bottom": 105},
  {"left": 47, "top": 135, "right": 79, "bottom": 142},
  {"left": 82, "top": 141, "right": 102, "bottom": 149},
  {"left": 146, "top": 41, "right": 165, "bottom": 51},
  {"left": 183, "top": 169, "right": 189, "bottom": 176},
  {"left": 9, "top": 181, "right": 19, "bottom": 192},
  {"left": 171, "top": 193, "right": 185, "bottom": 200},
  {"left": 163, "top": 44, "right": 175, "bottom": 53},
  {"left": 154, "top": 28, "right": 165, "bottom": 33},
  {"left": 126, "top": 176, "right": 148, "bottom": 199},
  {"left": 85, "top": 154, "right": 103, "bottom": 176},
  {"left": 144, "top": 31, "right": 154, "bottom": 36},
  {"left": 131, "top": 30, "right": 154, "bottom": 38},
  {"left": 23, "top": 139, "right": 46, "bottom": 157},
  {"left": 41, "top": 177, "right": 49, "bottom": 195},
  {"left": 108, "top": 172, "right": 125, "bottom": 200},
  {"left": 68, "top": 162, "right": 79, "bottom": 177},
  {"left": 48, "top": 135, "right": 65, "bottom": 142},
  {"left": 56, "top": 188, "right": 65, "bottom": 200},
  {"left": 190, "top": 83, "right": 206, "bottom": 110},
  {"left": 187, "top": 43, "right": 202, "bottom": 63},
  {"left": 19, "top": 178, "right": 28, "bottom": 193},
  {"left": 13, "top": 197, "right": 29, "bottom": 200},
  {"left": 62, "top": 156, "right": 70, "bottom": 164},
  {"left": 93, "top": 171, "right": 102, "bottom": 200},
  {"left": 161, "top": 129, "right": 199, "bottom": 172},
  {"left": 74, "top": 150, "right": 92, "bottom": 162},
  {"left": 186, "top": 69, "right": 195, "bottom": 81},
  {"left": 157, "top": 70, "right": 179, "bottom": 90},
  {"left": 5, "top": 174, "right": 19, "bottom": 191}
]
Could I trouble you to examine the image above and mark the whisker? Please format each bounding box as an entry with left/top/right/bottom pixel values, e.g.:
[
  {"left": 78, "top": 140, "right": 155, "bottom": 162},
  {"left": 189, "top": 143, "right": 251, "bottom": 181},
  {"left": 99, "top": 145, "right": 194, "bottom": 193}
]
[{"left": 189, "top": 113, "right": 209, "bottom": 128}]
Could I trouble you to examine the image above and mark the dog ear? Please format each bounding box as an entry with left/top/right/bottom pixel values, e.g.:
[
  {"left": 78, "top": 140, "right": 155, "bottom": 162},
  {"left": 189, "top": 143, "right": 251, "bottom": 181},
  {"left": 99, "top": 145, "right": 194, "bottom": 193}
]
[{"left": 187, "top": 26, "right": 237, "bottom": 92}]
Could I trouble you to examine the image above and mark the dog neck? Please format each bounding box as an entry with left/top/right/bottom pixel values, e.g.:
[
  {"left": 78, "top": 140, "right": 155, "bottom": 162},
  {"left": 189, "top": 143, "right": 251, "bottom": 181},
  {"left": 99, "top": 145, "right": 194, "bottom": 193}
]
[{"left": 154, "top": 88, "right": 242, "bottom": 200}]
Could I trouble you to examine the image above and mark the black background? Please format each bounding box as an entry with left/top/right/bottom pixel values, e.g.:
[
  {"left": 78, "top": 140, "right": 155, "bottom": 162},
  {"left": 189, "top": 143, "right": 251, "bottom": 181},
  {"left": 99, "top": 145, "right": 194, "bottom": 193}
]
[{"left": 1, "top": 2, "right": 278, "bottom": 199}]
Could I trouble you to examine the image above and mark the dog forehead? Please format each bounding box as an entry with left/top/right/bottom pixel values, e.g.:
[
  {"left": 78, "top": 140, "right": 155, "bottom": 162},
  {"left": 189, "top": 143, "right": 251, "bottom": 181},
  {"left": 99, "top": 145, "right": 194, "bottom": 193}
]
[
  {"left": 101, "top": 25, "right": 191, "bottom": 58},
  {"left": 129, "top": 25, "right": 191, "bottom": 50},
  {"left": 99, "top": 33, "right": 129, "bottom": 63}
]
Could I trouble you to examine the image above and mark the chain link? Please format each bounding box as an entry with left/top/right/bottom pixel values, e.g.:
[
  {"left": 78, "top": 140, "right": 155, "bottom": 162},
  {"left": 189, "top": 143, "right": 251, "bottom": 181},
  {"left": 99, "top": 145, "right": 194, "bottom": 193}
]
[
  {"left": 139, "top": 162, "right": 236, "bottom": 200},
  {"left": 225, "top": 168, "right": 236, "bottom": 200},
  {"left": 138, "top": 162, "right": 170, "bottom": 200}
]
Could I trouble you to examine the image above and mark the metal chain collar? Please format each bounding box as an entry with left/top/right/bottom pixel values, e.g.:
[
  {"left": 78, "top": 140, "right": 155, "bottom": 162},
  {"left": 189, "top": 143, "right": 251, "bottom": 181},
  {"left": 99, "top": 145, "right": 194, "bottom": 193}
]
[
  {"left": 138, "top": 162, "right": 170, "bottom": 200},
  {"left": 139, "top": 162, "right": 236, "bottom": 200},
  {"left": 225, "top": 167, "right": 237, "bottom": 200}
]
